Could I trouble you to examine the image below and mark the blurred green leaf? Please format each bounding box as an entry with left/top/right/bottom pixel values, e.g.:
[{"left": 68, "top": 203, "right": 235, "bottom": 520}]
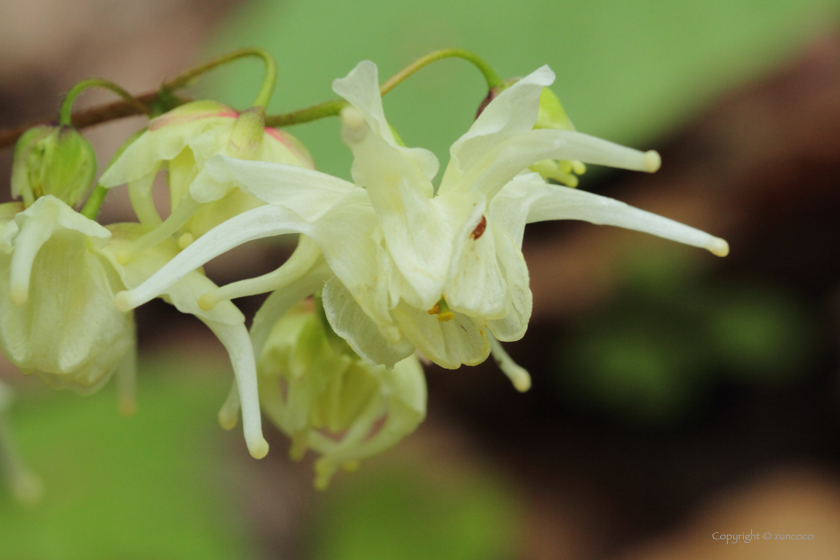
[
  {"left": 707, "top": 285, "right": 814, "bottom": 380},
  {"left": 205, "top": 0, "right": 840, "bottom": 179},
  {"left": 310, "top": 463, "right": 519, "bottom": 560},
  {"left": 0, "top": 356, "right": 256, "bottom": 560}
]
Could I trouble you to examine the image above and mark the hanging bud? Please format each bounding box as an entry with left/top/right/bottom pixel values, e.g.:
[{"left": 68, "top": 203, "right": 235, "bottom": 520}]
[
  {"left": 258, "top": 302, "right": 427, "bottom": 489},
  {"left": 11, "top": 126, "right": 97, "bottom": 208}
]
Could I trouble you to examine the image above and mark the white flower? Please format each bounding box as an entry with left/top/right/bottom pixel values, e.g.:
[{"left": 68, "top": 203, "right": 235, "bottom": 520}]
[
  {"left": 0, "top": 196, "right": 269, "bottom": 458},
  {"left": 113, "top": 61, "right": 728, "bottom": 384},
  {"left": 0, "top": 196, "right": 134, "bottom": 394},
  {"left": 255, "top": 301, "right": 426, "bottom": 489}
]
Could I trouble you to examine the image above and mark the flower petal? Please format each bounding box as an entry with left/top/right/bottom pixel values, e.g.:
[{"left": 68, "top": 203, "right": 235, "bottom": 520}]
[
  {"left": 390, "top": 302, "right": 490, "bottom": 369},
  {"left": 99, "top": 105, "right": 233, "bottom": 188},
  {"left": 113, "top": 205, "right": 313, "bottom": 311},
  {"left": 440, "top": 65, "right": 555, "bottom": 194},
  {"left": 340, "top": 111, "right": 460, "bottom": 307},
  {"left": 199, "top": 318, "right": 268, "bottom": 459},
  {"left": 485, "top": 224, "right": 532, "bottom": 342},
  {"left": 310, "top": 355, "right": 426, "bottom": 489},
  {"left": 322, "top": 276, "right": 414, "bottom": 368},
  {"left": 444, "top": 207, "right": 510, "bottom": 320},
  {"left": 250, "top": 260, "right": 333, "bottom": 358},
  {"left": 463, "top": 129, "right": 662, "bottom": 201},
  {"left": 523, "top": 179, "right": 729, "bottom": 256},
  {"left": 332, "top": 61, "right": 396, "bottom": 146},
  {"left": 205, "top": 155, "right": 354, "bottom": 220}
]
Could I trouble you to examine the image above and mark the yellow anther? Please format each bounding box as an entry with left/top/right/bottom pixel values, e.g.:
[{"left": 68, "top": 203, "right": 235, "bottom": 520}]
[{"left": 428, "top": 296, "right": 455, "bottom": 322}]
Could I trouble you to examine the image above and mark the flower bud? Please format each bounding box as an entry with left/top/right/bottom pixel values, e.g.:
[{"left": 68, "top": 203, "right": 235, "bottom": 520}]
[
  {"left": 258, "top": 303, "right": 426, "bottom": 489},
  {"left": 11, "top": 126, "right": 97, "bottom": 207}
]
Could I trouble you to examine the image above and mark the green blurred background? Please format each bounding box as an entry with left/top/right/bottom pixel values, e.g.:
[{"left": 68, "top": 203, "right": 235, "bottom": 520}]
[{"left": 2, "top": 0, "right": 840, "bottom": 558}]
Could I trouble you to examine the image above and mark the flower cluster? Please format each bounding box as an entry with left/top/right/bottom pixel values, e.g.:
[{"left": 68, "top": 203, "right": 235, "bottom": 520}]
[{"left": 0, "top": 49, "right": 727, "bottom": 490}]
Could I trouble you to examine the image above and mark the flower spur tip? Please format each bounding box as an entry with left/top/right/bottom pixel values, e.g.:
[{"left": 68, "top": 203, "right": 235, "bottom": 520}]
[
  {"left": 710, "top": 238, "right": 730, "bottom": 257},
  {"left": 643, "top": 150, "right": 661, "bottom": 173},
  {"left": 248, "top": 438, "right": 270, "bottom": 459},
  {"left": 511, "top": 371, "right": 532, "bottom": 392},
  {"left": 113, "top": 291, "right": 135, "bottom": 312}
]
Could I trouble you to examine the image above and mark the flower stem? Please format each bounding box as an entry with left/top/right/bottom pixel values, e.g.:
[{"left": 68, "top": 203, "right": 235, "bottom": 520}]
[
  {"left": 80, "top": 129, "right": 145, "bottom": 220},
  {"left": 265, "top": 48, "right": 501, "bottom": 127},
  {"left": 165, "top": 47, "right": 278, "bottom": 108},
  {"left": 380, "top": 48, "right": 502, "bottom": 95},
  {"left": 59, "top": 79, "right": 150, "bottom": 126}
]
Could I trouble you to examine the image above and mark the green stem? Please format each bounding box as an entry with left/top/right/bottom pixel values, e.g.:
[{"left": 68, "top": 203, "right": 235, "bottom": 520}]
[
  {"left": 265, "top": 48, "right": 501, "bottom": 128},
  {"left": 59, "top": 79, "right": 149, "bottom": 126},
  {"left": 380, "top": 48, "right": 502, "bottom": 95},
  {"left": 265, "top": 99, "right": 348, "bottom": 127},
  {"left": 80, "top": 186, "right": 107, "bottom": 220},
  {"left": 80, "top": 129, "right": 145, "bottom": 220},
  {"left": 165, "top": 47, "right": 277, "bottom": 108}
]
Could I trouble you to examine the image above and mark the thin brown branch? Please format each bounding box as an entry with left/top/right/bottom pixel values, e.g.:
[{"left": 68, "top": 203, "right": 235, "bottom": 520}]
[{"left": 0, "top": 91, "right": 189, "bottom": 150}]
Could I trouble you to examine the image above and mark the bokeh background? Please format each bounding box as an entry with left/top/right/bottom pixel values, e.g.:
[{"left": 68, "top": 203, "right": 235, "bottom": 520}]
[{"left": 2, "top": 0, "right": 840, "bottom": 558}]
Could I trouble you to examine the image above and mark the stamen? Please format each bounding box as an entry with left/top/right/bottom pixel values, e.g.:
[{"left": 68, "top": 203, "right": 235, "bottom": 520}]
[
  {"left": 427, "top": 296, "right": 454, "bottom": 322},
  {"left": 489, "top": 335, "right": 531, "bottom": 392}
]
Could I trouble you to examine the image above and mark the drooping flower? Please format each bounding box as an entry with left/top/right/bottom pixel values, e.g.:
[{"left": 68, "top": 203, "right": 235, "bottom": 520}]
[
  {"left": 98, "top": 100, "right": 314, "bottom": 258},
  {"left": 0, "top": 196, "right": 269, "bottom": 458},
  {"left": 113, "top": 61, "right": 728, "bottom": 382},
  {"left": 256, "top": 301, "right": 426, "bottom": 489},
  {"left": 0, "top": 196, "right": 134, "bottom": 394}
]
